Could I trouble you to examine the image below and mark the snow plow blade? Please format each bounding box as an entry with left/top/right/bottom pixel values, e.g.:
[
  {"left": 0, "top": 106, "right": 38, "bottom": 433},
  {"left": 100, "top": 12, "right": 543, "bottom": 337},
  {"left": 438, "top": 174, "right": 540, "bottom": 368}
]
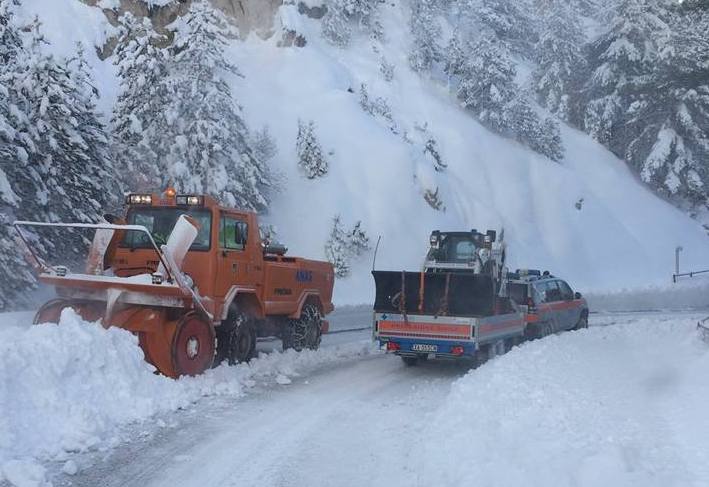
[
  {"left": 372, "top": 270, "right": 495, "bottom": 317},
  {"left": 15, "top": 216, "right": 214, "bottom": 378}
]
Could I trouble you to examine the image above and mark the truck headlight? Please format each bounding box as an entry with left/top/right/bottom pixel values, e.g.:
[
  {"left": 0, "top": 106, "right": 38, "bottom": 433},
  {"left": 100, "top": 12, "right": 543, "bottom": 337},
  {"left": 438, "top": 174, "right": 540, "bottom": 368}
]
[
  {"left": 176, "top": 195, "right": 204, "bottom": 206},
  {"left": 128, "top": 194, "right": 152, "bottom": 205}
]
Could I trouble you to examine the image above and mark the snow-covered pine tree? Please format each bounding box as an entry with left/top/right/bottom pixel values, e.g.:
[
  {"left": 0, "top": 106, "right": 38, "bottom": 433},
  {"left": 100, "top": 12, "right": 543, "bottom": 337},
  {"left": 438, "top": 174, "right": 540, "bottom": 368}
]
[
  {"left": 505, "top": 96, "right": 564, "bottom": 161},
  {"left": 111, "top": 13, "right": 169, "bottom": 191},
  {"left": 14, "top": 19, "right": 116, "bottom": 224},
  {"left": 347, "top": 220, "right": 370, "bottom": 256},
  {"left": 463, "top": 0, "right": 535, "bottom": 56},
  {"left": 359, "top": 84, "right": 394, "bottom": 127},
  {"left": 623, "top": 4, "right": 709, "bottom": 206},
  {"left": 456, "top": 35, "right": 517, "bottom": 132},
  {"left": 252, "top": 126, "right": 278, "bottom": 165},
  {"left": 296, "top": 119, "right": 329, "bottom": 179},
  {"left": 0, "top": 0, "right": 35, "bottom": 310},
  {"left": 408, "top": 0, "right": 442, "bottom": 72},
  {"left": 581, "top": 0, "right": 671, "bottom": 148},
  {"left": 324, "top": 214, "right": 350, "bottom": 277},
  {"left": 64, "top": 42, "right": 122, "bottom": 213},
  {"left": 167, "top": 0, "right": 271, "bottom": 211},
  {"left": 0, "top": 0, "right": 23, "bottom": 161},
  {"left": 321, "top": 0, "right": 382, "bottom": 47},
  {"left": 533, "top": 0, "right": 586, "bottom": 121},
  {"left": 324, "top": 215, "right": 370, "bottom": 278},
  {"left": 443, "top": 32, "right": 465, "bottom": 88},
  {"left": 0, "top": 10, "right": 119, "bottom": 308}
]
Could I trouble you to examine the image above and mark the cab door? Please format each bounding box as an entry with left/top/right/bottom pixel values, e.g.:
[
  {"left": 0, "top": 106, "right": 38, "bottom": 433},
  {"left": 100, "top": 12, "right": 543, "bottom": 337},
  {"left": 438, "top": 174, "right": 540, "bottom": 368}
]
[
  {"left": 215, "top": 213, "right": 256, "bottom": 299},
  {"left": 538, "top": 280, "right": 564, "bottom": 332},
  {"left": 557, "top": 280, "right": 580, "bottom": 330}
]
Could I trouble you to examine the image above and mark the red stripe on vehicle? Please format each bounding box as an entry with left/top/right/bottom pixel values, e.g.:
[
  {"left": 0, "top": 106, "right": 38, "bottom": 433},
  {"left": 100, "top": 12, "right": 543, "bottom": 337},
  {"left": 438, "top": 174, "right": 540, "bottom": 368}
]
[
  {"left": 478, "top": 319, "right": 524, "bottom": 334},
  {"left": 378, "top": 321, "right": 470, "bottom": 336}
]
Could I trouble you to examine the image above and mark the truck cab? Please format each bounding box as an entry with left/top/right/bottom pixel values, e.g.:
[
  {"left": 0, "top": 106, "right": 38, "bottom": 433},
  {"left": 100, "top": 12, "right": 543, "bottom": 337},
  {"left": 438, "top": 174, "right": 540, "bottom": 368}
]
[{"left": 111, "top": 191, "right": 335, "bottom": 364}]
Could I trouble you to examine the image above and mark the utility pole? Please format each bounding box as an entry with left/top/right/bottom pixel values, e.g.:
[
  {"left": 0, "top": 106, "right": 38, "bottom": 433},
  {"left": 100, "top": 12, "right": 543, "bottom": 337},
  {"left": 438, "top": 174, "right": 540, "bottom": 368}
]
[{"left": 674, "top": 246, "right": 683, "bottom": 283}]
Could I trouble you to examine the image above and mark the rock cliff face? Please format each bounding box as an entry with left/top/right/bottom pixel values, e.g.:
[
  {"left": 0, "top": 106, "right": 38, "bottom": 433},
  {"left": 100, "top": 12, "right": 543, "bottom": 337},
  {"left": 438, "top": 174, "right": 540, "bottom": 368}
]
[{"left": 82, "top": 0, "right": 283, "bottom": 57}]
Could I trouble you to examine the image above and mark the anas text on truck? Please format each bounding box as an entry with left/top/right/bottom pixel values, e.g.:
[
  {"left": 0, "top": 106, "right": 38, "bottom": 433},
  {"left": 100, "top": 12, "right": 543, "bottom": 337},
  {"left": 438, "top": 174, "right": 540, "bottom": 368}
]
[{"left": 14, "top": 190, "right": 335, "bottom": 377}]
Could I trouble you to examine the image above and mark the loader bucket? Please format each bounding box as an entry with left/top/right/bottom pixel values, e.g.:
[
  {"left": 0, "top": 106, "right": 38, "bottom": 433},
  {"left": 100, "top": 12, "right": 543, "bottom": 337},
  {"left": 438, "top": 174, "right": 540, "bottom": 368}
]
[
  {"left": 372, "top": 270, "right": 495, "bottom": 317},
  {"left": 17, "top": 215, "right": 216, "bottom": 378}
]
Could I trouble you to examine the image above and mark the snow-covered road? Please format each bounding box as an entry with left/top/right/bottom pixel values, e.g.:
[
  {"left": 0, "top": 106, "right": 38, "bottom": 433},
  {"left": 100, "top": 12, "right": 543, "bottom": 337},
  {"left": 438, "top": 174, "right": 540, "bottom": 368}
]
[
  {"left": 3, "top": 309, "right": 709, "bottom": 487},
  {"left": 66, "top": 342, "right": 466, "bottom": 487}
]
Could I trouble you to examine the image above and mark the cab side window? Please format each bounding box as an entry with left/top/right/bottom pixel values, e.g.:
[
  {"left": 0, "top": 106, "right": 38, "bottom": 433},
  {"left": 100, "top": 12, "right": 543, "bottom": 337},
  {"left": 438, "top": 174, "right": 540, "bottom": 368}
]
[
  {"left": 533, "top": 283, "right": 546, "bottom": 304},
  {"left": 557, "top": 280, "right": 574, "bottom": 300},
  {"left": 543, "top": 281, "right": 562, "bottom": 303},
  {"left": 220, "top": 216, "right": 248, "bottom": 250}
]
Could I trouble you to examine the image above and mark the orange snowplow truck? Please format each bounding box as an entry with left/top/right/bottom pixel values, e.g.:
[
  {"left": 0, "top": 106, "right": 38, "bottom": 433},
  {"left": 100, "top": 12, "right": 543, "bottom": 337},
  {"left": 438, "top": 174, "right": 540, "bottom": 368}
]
[{"left": 14, "top": 192, "right": 335, "bottom": 377}]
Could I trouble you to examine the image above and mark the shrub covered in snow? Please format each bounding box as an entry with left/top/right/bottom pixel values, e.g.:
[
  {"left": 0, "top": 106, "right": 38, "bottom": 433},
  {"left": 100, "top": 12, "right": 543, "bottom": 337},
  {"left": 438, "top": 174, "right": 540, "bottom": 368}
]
[{"left": 324, "top": 215, "right": 370, "bottom": 278}]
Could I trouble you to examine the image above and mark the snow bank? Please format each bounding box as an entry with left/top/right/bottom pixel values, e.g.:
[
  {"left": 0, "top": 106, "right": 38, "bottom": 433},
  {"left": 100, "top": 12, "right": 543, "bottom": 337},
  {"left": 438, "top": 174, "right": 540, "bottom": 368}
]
[
  {"left": 418, "top": 317, "right": 709, "bottom": 487},
  {"left": 0, "top": 309, "right": 373, "bottom": 485}
]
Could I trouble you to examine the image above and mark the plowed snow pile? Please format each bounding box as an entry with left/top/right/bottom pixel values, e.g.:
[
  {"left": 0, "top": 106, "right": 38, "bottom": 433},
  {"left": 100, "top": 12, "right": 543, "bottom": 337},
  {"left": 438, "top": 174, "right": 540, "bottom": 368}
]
[
  {"left": 419, "top": 317, "right": 709, "bottom": 487},
  {"left": 0, "top": 309, "right": 372, "bottom": 484}
]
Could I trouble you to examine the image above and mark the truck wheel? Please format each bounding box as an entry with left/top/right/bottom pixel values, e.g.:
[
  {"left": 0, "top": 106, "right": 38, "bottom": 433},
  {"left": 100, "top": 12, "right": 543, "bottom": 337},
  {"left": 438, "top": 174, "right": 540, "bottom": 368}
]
[
  {"left": 172, "top": 312, "right": 216, "bottom": 377},
  {"left": 574, "top": 313, "right": 589, "bottom": 330},
  {"left": 401, "top": 356, "right": 419, "bottom": 366},
  {"left": 282, "top": 304, "right": 322, "bottom": 352},
  {"left": 216, "top": 311, "right": 255, "bottom": 365}
]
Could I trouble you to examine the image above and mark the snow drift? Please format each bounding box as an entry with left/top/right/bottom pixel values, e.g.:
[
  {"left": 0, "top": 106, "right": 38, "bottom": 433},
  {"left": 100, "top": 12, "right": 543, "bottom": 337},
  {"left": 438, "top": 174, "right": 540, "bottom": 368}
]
[
  {"left": 0, "top": 309, "right": 373, "bottom": 484},
  {"left": 418, "top": 315, "right": 709, "bottom": 487}
]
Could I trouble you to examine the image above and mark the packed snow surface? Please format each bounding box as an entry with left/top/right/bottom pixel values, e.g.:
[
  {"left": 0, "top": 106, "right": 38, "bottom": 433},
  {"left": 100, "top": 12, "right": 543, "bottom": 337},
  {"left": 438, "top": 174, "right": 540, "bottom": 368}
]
[
  {"left": 0, "top": 309, "right": 373, "bottom": 485},
  {"left": 35, "top": 311, "right": 709, "bottom": 487},
  {"left": 419, "top": 314, "right": 709, "bottom": 487}
]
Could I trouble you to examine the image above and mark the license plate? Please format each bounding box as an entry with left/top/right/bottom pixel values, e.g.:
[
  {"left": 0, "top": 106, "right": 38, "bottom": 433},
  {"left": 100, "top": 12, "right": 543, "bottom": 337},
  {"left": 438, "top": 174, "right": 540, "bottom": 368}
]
[{"left": 412, "top": 344, "right": 437, "bottom": 352}]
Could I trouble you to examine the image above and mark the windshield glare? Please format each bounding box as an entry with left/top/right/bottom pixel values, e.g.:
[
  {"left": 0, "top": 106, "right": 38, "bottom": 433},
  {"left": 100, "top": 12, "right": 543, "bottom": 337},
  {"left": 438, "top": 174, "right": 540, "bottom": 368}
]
[{"left": 123, "top": 208, "right": 212, "bottom": 250}]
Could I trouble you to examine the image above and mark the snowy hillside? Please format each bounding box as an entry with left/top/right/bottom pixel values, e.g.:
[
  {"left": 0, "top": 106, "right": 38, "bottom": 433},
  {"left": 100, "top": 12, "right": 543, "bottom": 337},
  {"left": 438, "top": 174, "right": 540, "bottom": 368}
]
[{"left": 7, "top": 0, "right": 709, "bottom": 305}]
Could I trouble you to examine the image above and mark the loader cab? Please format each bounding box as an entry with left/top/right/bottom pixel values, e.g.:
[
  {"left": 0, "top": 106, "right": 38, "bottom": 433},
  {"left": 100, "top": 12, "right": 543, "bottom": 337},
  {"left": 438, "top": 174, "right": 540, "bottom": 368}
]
[{"left": 424, "top": 229, "right": 499, "bottom": 274}]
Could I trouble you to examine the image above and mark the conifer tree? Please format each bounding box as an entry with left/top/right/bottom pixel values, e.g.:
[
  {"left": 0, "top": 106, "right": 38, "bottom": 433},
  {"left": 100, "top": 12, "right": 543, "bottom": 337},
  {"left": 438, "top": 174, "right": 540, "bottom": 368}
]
[
  {"left": 324, "top": 215, "right": 370, "bottom": 278},
  {"left": 167, "top": 0, "right": 270, "bottom": 211},
  {"left": 322, "top": 0, "right": 382, "bottom": 47},
  {"left": 296, "top": 119, "right": 329, "bottom": 179},
  {"left": 111, "top": 13, "right": 168, "bottom": 191},
  {"left": 533, "top": 0, "right": 586, "bottom": 121},
  {"left": 324, "top": 215, "right": 350, "bottom": 277},
  {"left": 408, "top": 0, "right": 442, "bottom": 72}
]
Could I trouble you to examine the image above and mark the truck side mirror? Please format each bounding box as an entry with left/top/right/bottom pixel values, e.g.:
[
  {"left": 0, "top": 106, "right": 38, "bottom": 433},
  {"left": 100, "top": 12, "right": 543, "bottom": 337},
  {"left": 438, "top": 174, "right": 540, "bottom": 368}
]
[
  {"left": 574, "top": 292, "right": 582, "bottom": 299},
  {"left": 486, "top": 230, "right": 497, "bottom": 243}
]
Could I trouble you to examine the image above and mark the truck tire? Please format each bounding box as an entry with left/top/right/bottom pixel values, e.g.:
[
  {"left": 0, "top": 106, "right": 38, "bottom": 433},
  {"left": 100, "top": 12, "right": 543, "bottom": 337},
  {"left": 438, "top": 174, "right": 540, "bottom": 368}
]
[
  {"left": 172, "top": 312, "right": 216, "bottom": 377},
  {"left": 215, "top": 311, "right": 256, "bottom": 365},
  {"left": 573, "top": 312, "right": 589, "bottom": 331},
  {"left": 401, "top": 356, "right": 419, "bottom": 366},
  {"left": 282, "top": 304, "right": 322, "bottom": 352}
]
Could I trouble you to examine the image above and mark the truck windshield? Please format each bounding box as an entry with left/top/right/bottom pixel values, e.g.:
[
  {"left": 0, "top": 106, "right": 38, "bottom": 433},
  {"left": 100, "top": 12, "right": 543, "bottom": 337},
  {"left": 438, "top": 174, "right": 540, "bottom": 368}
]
[
  {"left": 429, "top": 236, "right": 477, "bottom": 263},
  {"left": 122, "top": 208, "right": 212, "bottom": 251}
]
